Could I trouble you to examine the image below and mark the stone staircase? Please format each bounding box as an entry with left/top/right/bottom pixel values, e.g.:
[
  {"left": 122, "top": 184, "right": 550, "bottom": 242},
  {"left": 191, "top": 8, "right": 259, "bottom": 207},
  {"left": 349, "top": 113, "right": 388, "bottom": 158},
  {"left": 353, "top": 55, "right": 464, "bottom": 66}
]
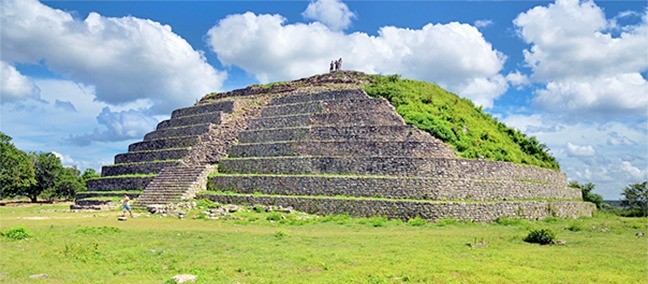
[
  {"left": 72, "top": 99, "right": 237, "bottom": 210},
  {"left": 203, "top": 88, "right": 593, "bottom": 222},
  {"left": 135, "top": 165, "right": 214, "bottom": 207}
]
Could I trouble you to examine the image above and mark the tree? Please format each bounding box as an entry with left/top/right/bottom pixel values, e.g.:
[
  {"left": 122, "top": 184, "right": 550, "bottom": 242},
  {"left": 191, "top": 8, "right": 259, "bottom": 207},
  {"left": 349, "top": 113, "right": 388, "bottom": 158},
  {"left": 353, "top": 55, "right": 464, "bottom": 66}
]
[
  {"left": 0, "top": 132, "right": 36, "bottom": 199},
  {"left": 81, "top": 168, "right": 100, "bottom": 187},
  {"left": 43, "top": 167, "right": 84, "bottom": 202},
  {"left": 28, "top": 152, "right": 65, "bottom": 202},
  {"left": 569, "top": 181, "right": 604, "bottom": 209},
  {"left": 622, "top": 181, "right": 648, "bottom": 217}
]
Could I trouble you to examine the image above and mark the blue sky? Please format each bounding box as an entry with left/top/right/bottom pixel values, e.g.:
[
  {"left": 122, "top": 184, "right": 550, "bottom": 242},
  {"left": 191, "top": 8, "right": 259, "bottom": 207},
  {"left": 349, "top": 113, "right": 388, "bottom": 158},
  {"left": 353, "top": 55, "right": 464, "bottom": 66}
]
[{"left": 1, "top": 0, "right": 646, "bottom": 199}]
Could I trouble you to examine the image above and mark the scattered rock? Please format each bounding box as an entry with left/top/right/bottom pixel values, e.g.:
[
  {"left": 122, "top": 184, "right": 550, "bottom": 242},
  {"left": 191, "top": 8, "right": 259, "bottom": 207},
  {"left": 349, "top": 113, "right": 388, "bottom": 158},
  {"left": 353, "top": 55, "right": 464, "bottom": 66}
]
[
  {"left": 636, "top": 232, "right": 644, "bottom": 238},
  {"left": 554, "top": 240, "right": 567, "bottom": 245},
  {"left": 171, "top": 274, "right": 197, "bottom": 283},
  {"left": 29, "top": 274, "right": 48, "bottom": 279},
  {"left": 117, "top": 216, "right": 128, "bottom": 221},
  {"left": 228, "top": 205, "right": 239, "bottom": 213}
]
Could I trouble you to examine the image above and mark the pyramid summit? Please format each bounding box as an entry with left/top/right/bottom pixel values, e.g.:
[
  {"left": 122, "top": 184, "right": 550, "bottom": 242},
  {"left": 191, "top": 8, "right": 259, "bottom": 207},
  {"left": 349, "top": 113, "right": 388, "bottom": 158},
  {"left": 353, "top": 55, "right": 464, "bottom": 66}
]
[{"left": 74, "top": 71, "right": 594, "bottom": 221}]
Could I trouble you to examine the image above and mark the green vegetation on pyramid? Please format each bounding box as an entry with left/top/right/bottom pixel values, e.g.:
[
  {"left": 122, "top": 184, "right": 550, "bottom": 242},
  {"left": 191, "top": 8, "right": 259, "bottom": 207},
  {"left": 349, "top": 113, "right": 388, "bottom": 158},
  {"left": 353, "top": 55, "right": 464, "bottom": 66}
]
[{"left": 363, "top": 74, "right": 559, "bottom": 170}]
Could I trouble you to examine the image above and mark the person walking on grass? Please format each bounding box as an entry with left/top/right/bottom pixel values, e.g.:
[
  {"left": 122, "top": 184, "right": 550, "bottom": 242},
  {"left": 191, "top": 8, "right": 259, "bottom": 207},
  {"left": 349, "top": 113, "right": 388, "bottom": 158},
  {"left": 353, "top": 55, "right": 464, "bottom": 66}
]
[{"left": 121, "top": 194, "right": 133, "bottom": 218}]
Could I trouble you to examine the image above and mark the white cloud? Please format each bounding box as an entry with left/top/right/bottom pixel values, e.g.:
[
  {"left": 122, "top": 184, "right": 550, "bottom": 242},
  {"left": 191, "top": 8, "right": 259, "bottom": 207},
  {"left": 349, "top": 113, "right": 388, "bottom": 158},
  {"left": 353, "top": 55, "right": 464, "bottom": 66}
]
[
  {"left": 302, "top": 0, "right": 356, "bottom": 31},
  {"left": 0, "top": 0, "right": 226, "bottom": 115},
  {"left": 207, "top": 12, "right": 507, "bottom": 108},
  {"left": 474, "top": 19, "right": 494, "bottom": 28},
  {"left": 68, "top": 107, "right": 158, "bottom": 146},
  {"left": 0, "top": 61, "right": 41, "bottom": 103},
  {"left": 506, "top": 70, "right": 531, "bottom": 89},
  {"left": 566, "top": 142, "right": 595, "bottom": 157},
  {"left": 501, "top": 111, "right": 647, "bottom": 199},
  {"left": 513, "top": 0, "right": 648, "bottom": 117}
]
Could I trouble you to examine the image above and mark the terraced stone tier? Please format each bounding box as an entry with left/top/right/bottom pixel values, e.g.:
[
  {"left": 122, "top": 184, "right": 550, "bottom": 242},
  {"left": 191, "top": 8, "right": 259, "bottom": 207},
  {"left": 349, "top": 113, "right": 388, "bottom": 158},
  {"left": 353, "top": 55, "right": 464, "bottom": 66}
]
[
  {"left": 200, "top": 194, "right": 595, "bottom": 222},
  {"left": 115, "top": 148, "right": 190, "bottom": 163},
  {"left": 144, "top": 123, "right": 211, "bottom": 141},
  {"left": 238, "top": 125, "right": 432, "bottom": 144},
  {"left": 75, "top": 191, "right": 142, "bottom": 199},
  {"left": 269, "top": 89, "right": 366, "bottom": 105},
  {"left": 218, "top": 157, "right": 567, "bottom": 185},
  {"left": 156, "top": 112, "right": 223, "bottom": 130},
  {"left": 101, "top": 161, "right": 179, "bottom": 176},
  {"left": 128, "top": 136, "right": 200, "bottom": 152},
  {"left": 261, "top": 98, "right": 392, "bottom": 117},
  {"left": 247, "top": 111, "right": 404, "bottom": 130},
  {"left": 87, "top": 176, "right": 155, "bottom": 191},
  {"left": 229, "top": 141, "right": 454, "bottom": 158},
  {"left": 171, "top": 100, "right": 236, "bottom": 118},
  {"left": 211, "top": 175, "right": 581, "bottom": 201}
]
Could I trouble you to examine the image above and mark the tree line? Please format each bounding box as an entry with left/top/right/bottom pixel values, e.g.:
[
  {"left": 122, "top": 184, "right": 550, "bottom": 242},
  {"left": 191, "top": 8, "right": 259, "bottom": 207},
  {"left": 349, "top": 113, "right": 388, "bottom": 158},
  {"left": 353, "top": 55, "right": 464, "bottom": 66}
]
[
  {"left": 569, "top": 180, "right": 647, "bottom": 217},
  {"left": 0, "top": 132, "right": 99, "bottom": 202}
]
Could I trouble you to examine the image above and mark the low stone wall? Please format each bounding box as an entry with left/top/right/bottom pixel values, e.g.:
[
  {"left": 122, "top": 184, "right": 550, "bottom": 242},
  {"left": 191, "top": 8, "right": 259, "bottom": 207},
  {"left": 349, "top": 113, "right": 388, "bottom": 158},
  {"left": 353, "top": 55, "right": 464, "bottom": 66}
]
[
  {"left": 229, "top": 140, "right": 455, "bottom": 159},
  {"left": 201, "top": 194, "right": 595, "bottom": 222},
  {"left": 219, "top": 157, "right": 567, "bottom": 185},
  {"left": 271, "top": 89, "right": 366, "bottom": 105},
  {"left": 261, "top": 98, "right": 389, "bottom": 117},
  {"left": 128, "top": 136, "right": 199, "bottom": 152},
  {"left": 211, "top": 175, "right": 580, "bottom": 201},
  {"left": 171, "top": 100, "right": 235, "bottom": 118},
  {"left": 115, "top": 148, "right": 190, "bottom": 164},
  {"left": 101, "top": 161, "right": 178, "bottom": 176},
  {"left": 144, "top": 124, "right": 212, "bottom": 141},
  {"left": 247, "top": 111, "right": 404, "bottom": 130},
  {"left": 157, "top": 112, "right": 223, "bottom": 130},
  {"left": 238, "top": 125, "right": 431, "bottom": 144},
  {"left": 87, "top": 176, "right": 155, "bottom": 191}
]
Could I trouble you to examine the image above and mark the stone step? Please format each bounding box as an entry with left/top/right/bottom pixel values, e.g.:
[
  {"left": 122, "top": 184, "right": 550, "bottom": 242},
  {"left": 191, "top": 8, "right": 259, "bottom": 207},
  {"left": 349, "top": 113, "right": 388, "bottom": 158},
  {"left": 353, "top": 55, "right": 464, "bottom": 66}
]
[
  {"left": 75, "top": 191, "right": 142, "bottom": 199},
  {"left": 210, "top": 175, "right": 581, "bottom": 201},
  {"left": 261, "top": 98, "right": 391, "bottom": 117},
  {"left": 171, "top": 100, "right": 236, "bottom": 118},
  {"left": 128, "top": 136, "right": 200, "bottom": 152},
  {"left": 269, "top": 89, "right": 367, "bottom": 106},
  {"left": 101, "top": 161, "right": 179, "bottom": 176},
  {"left": 229, "top": 140, "right": 455, "bottom": 159},
  {"left": 87, "top": 176, "right": 156, "bottom": 191},
  {"left": 247, "top": 111, "right": 404, "bottom": 130},
  {"left": 238, "top": 125, "right": 432, "bottom": 144},
  {"left": 135, "top": 165, "right": 214, "bottom": 208},
  {"left": 144, "top": 124, "right": 212, "bottom": 141},
  {"left": 200, "top": 193, "right": 595, "bottom": 222},
  {"left": 218, "top": 157, "right": 568, "bottom": 185},
  {"left": 115, "top": 148, "right": 191, "bottom": 164},
  {"left": 157, "top": 112, "right": 224, "bottom": 130}
]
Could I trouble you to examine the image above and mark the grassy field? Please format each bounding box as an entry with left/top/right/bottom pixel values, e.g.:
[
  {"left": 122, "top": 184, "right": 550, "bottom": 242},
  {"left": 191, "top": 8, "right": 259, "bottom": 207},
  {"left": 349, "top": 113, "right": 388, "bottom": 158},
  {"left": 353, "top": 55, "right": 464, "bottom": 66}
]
[{"left": 0, "top": 202, "right": 646, "bottom": 283}]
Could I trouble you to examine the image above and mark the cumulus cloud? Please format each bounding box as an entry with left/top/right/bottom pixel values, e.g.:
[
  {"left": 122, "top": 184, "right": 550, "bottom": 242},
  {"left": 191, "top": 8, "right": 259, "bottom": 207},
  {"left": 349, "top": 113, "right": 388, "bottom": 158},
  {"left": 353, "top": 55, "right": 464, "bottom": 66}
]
[
  {"left": 54, "top": 99, "right": 76, "bottom": 112},
  {"left": 513, "top": 0, "right": 648, "bottom": 117},
  {"left": 68, "top": 107, "right": 158, "bottom": 146},
  {"left": 0, "top": 61, "right": 41, "bottom": 103},
  {"left": 207, "top": 12, "right": 507, "bottom": 108},
  {"left": 474, "top": 19, "right": 494, "bottom": 28},
  {"left": 501, "top": 112, "right": 647, "bottom": 199},
  {"left": 0, "top": 0, "right": 226, "bottom": 114},
  {"left": 302, "top": 0, "right": 355, "bottom": 31},
  {"left": 566, "top": 142, "right": 595, "bottom": 157},
  {"left": 506, "top": 70, "right": 531, "bottom": 89}
]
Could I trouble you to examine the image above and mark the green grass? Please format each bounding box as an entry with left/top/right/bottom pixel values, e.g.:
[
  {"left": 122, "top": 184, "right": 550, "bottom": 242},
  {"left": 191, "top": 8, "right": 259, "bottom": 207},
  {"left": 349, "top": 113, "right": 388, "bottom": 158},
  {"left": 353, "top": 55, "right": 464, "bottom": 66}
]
[
  {"left": 363, "top": 74, "right": 560, "bottom": 169},
  {"left": 0, "top": 203, "right": 645, "bottom": 283}
]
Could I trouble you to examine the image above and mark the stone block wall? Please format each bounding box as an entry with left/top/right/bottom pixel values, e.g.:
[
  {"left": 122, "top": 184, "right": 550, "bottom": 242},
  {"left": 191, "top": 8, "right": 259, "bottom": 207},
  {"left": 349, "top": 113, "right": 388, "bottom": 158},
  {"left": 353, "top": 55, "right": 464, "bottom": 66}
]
[
  {"left": 115, "top": 148, "right": 190, "bottom": 164},
  {"left": 201, "top": 194, "right": 595, "bottom": 222},
  {"left": 87, "top": 176, "right": 155, "bottom": 191},
  {"left": 211, "top": 175, "right": 580, "bottom": 201}
]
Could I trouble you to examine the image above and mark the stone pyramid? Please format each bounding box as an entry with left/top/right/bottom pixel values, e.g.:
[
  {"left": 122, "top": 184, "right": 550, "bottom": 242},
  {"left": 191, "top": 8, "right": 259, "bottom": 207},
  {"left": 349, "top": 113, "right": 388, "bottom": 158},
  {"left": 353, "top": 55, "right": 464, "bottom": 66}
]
[{"left": 75, "top": 71, "right": 594, "bottom": 221}]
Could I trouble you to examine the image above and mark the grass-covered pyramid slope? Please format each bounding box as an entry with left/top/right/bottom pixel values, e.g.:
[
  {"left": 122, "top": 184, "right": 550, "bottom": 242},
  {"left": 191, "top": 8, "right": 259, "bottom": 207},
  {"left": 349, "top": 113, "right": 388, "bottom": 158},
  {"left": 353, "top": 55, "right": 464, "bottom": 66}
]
[{"left": 364, "top": 74, "right": 558, "bottom": 169}]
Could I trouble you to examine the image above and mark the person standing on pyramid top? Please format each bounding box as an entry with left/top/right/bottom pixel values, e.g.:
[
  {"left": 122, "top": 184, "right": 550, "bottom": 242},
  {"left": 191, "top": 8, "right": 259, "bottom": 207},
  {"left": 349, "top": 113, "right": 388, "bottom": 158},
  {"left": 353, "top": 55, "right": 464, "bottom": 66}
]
[{"left": 337, "top": 58, "right": 342, "bottom": 70}]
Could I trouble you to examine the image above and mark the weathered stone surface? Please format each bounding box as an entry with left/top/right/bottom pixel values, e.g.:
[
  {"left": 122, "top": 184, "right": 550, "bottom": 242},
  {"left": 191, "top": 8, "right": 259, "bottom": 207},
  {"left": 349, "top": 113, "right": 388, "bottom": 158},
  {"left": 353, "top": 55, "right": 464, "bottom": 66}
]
[
  {"left": 87, "top": 176, "right": 155, "bottom": 191},
  {"left": 101, "top": 161, "right": 179, "bottom": 176},
  {"left": 229, "top": 140, "right": 455, "bottom": 159},
  {"left": 171, "top": 274, "right": 197, "bottom": 283},
  {"left": 238, "top": 125, "right": 433, "bottom": 144},
  {"left": 171, "top": 100, "right": 235, "bottom": 118},
  {"left": 201, "top": 194, "right": 595, "bottom": 222},
  {"left": 157, "top": 112, "right": 223, "bottom": 130},
  {"left": 144, "top": 124, "right": 212, "bottom": 141},
  {"left": 211, "top": 175, "right": 580, "bottom": 201},
  {"left": 218, "top": 156, "right": 567, "bottom": 184},
  {"left": 115, "top": 148, "right": 190, "bottom": 164},
  {"left": 128, "top": 136, "right": 199, "bottom": 152}
]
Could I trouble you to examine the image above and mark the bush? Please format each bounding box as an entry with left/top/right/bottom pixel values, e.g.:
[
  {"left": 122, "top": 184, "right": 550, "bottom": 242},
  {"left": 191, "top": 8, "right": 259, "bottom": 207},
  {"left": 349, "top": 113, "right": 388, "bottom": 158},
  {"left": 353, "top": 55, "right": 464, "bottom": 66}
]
[
  {"left": 4, "top": 226, "right": 32, "bottom": 240},
  {"left": 524, "top": 228, "right": 556, "bottom": 245},
  {"left": 407, "top": 217, "right": 428, "bottom": 227}
]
